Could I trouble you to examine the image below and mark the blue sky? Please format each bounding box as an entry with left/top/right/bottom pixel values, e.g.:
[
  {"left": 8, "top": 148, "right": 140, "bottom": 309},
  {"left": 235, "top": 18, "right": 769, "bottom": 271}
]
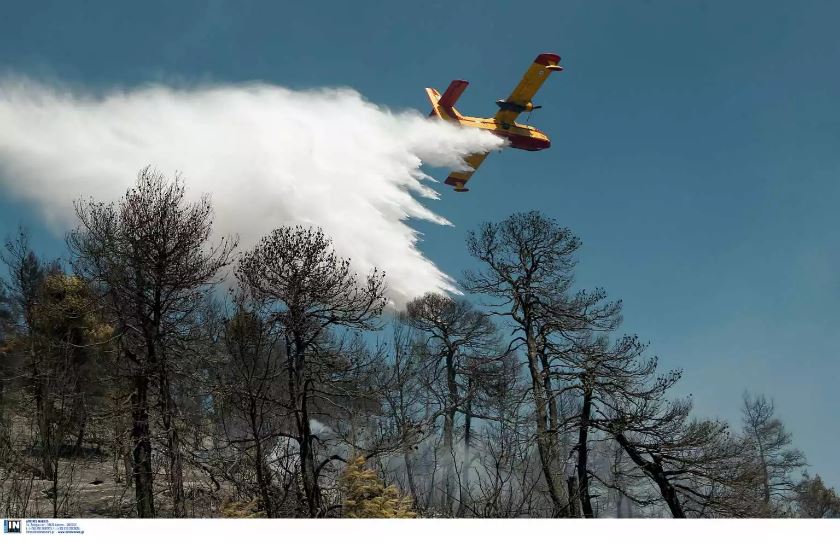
[{"left": 1, "top": 1, "right": 838, "bottom": 486}]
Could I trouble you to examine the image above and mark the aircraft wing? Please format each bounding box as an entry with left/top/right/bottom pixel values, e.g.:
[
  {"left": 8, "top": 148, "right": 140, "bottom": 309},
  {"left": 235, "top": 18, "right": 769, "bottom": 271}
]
[
  {"left": 444, "top": 152, "right": 488, "bottom": 192},
  {"left": 494, "top": 53, "right": 563, "bottom": 125}
]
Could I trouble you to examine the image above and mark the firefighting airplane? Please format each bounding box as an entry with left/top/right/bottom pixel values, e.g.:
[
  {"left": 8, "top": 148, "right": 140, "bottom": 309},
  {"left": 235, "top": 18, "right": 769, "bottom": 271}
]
[{"left": 425, "top": 52, "right": 563, "bottom": 192}]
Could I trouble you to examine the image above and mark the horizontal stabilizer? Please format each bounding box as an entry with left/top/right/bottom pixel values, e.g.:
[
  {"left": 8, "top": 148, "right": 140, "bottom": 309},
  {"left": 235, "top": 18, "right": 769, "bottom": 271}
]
[{"left": 443, "top": 152, "right": 488, "bottom": 193}]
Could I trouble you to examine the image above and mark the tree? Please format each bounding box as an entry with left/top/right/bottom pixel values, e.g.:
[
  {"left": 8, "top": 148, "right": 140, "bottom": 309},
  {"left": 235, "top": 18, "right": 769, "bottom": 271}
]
[
  {"left": 236, "top": 225, "right": 386, "bottom": 517},
  {"left": 216, "top": 298, "right": 288, "bottom": 517},
  {"left": 795, "top": 473, "right": 840, "bottom": 518},
  {"left": 68, "top": 167, "right": 236, "bottom": 517},
  {"left": 564, "top": 335, "right": 667, "bottom": 517},
  {"left": 377, "top": 321, "right": 427, "bottom": 509},
  {"left": 0, "top": 284, "right": 14, "bottom": 446},
  {"left": 607, "top": 395, "right": 754, "bottom": 518},
  {"left": 467, "top": 351, "right": 540, "bottom": 518},
  {"left": 741, "top": 392, "right": 806, "bottom": 515},
  {"left": 341, "top": 456, "right": 415, "bottom": 518},
  {"left": 28, "top": 273, "right": 111, "bottom": 516},
  {"left": 463, "top": 211, "right": 621, "bottom": 516},
  {"left": 1, "top": 229, "right": 60, "bottom": 479},
  {"left": 0, "top": 199, "right": 831, "bottom": 520},
  {"left": 402, "top": 292, "right": 496, "bottom": 514}
]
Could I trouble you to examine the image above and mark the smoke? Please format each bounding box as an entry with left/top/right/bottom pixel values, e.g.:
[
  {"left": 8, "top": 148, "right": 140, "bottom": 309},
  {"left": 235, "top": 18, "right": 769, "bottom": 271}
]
[{"left": 0, "top": 78, "right": 504, "bottom": 306}]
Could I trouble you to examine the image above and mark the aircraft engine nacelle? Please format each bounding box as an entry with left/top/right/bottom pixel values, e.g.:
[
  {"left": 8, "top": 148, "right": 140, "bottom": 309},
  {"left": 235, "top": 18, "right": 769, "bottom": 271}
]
[{"left": 495, "top": 100, "right": 541, "bottom": 113}]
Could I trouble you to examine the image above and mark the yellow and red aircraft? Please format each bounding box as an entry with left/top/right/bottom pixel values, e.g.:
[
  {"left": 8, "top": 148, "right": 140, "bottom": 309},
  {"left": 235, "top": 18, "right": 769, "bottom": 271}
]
[{"left": 426, "top": 52, "right": 563, "bottom": 192}]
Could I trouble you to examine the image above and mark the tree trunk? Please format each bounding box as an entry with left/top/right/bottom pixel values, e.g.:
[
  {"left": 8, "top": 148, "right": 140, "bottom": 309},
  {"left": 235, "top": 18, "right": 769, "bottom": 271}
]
[
  {"left": 250, "top": 400, "right": 274, "bottom": 517},
  {"left": 289, "top": 338, "right": 320, "bottom": 518},
  {"left": 539, "top": 350, "right": 560, "bottom": 437},
  {"left": 443, "top": 349, "right": 457, "bottom": 514},
  {"left": 577, "top": 384, "right": 594, "bottom": 517},
  {"left": 0, "top": 375, "right": 6, "bottom": 443},
  {"left": 298, "top": 394, "right": 320, "bottom": 517},
  {"left": 403, "top": 446, "right": 419, "bottom": 506},
  {"left": 123, "top": 453, "right": 133, "bottom": 487},
  {"left": 33, "top": 364, "right": 55, "bottom": 480},
  {"left": 159, "top": 368, "right": 186, "bottom": 517},
  {"left": 526, "top": 330, "right": 567, "bottom": 517},
  {"left": 613, "top": 431, "right": 685, "bottom": 518},
  {"left": 457, "top": 384, "right": 473, "bottom": 518},
  {"left": 567, "top": 476, "right": 582, "bottom": 517},
  {"left": 754, "top": 436, "right": 771, "bottom": 506},
  {"left": 131, "top": 373, "right": 155, "bottom": 518}
]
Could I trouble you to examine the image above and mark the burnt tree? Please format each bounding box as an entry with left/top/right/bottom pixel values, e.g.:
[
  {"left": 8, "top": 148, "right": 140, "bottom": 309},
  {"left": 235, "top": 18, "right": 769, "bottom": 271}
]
[
  {"left": 236, "top": 226, "right": 386, "bottom": 517},
  {"left": 68, "top": 167, "right": 235, "bottom": 517}
]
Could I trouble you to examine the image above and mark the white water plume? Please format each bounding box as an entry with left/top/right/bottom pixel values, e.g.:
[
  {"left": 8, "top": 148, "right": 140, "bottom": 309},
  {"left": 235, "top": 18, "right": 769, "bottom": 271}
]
[{"left": 0, "top": 78, "right": 505, "bottom": 305}]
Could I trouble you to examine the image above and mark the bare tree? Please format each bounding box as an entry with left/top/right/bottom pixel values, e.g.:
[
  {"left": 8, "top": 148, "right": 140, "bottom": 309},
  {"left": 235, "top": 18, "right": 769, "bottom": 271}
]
[
  {"left": 378, "top": 321, "right": 427, "bottom": 509},
  {"left": 0, "top": 200, "right": 829, "bottom": 520},
  {"left": 402, "top": 292, "right": 496, "bottom": 514},
  {"left": 68, "top": 167, "right": 236, "bottom": 517},
  {"left": 562, "top": 335, "right": 667, "bottom": 517},
  {"left": 606, "top": 394, "right": 754, "bottom": 518},
  {"left": 741, "top": 392, "right": 806, "bottom": 515},
  {"left": 215, "top": 296, "right": 288, "bottom": 517},
  {"left": 463, "top": 211, "right": 614, "bottom": 517},
  {"left": 236, "top": 225, "right": 386, "bottom": 517}
]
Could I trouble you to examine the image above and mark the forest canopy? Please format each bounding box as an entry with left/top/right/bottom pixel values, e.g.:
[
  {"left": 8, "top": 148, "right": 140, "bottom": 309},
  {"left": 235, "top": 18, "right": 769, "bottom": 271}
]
[{"left": 0, "top": 167, "right": 834, "bottom": 519}]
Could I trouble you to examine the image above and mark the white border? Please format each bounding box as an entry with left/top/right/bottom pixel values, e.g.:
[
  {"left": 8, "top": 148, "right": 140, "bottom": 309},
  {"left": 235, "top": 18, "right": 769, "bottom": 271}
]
[{"left": 1, "top": 519, "right": 839, "bottom": 550}]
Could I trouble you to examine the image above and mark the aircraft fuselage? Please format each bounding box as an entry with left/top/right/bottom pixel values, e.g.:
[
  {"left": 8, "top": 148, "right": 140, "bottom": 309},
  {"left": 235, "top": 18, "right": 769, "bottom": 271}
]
[{"left": 456, "top": 115, "right": 551, "bottom": 151}]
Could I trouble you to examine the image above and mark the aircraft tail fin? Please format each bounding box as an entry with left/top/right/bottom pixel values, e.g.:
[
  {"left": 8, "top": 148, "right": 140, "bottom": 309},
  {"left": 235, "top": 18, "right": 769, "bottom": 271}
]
[
  {"left": 425, "top": 87, "right": 443, "bottom": 117},
  {"left": 438, "top": 80, "right": 468, "bottom": 110},
  {"left": 426, "top": 80, "right": 468, "bottom": 121}
]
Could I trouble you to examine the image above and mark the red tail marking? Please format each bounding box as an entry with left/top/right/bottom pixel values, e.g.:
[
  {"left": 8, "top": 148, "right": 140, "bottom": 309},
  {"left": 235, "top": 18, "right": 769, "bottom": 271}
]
[
  {"left": 535, "top": 52, "right": 561, "bottom": 65},
  {"left": 438, "top": 80, "right": 468, "bottom": 117}
]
